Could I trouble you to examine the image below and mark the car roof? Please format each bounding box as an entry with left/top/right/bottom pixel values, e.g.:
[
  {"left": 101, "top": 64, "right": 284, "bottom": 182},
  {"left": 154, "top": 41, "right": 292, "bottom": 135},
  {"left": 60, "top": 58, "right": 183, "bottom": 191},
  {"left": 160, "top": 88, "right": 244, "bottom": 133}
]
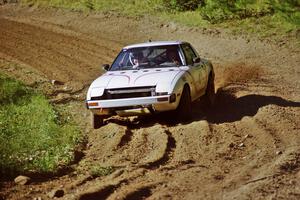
[{"left": 124, "top": 41, "right": 185, "bottom": 49}]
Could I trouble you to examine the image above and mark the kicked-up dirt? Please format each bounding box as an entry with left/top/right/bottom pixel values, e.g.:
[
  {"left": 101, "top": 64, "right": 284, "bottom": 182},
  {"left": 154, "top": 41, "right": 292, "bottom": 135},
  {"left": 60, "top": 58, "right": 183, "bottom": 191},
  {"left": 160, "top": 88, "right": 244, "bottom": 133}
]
[{"left": 0, "top": 3, "right": 300, "bottom": 200}]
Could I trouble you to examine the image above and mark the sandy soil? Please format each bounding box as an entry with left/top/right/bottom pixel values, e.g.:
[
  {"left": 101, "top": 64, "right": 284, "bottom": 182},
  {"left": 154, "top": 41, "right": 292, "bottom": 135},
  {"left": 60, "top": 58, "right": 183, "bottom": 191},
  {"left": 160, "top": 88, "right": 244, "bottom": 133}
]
[{"left": 0, "top": 4, "right": 300, "bottom": 200}]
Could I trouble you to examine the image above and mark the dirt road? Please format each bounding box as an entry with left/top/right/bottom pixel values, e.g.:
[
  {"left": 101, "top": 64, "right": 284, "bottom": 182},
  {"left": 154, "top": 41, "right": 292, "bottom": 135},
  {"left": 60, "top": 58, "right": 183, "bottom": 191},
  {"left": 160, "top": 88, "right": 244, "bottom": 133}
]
[{"left": 0, "top": 4, "right": 300, "bottom": 200}]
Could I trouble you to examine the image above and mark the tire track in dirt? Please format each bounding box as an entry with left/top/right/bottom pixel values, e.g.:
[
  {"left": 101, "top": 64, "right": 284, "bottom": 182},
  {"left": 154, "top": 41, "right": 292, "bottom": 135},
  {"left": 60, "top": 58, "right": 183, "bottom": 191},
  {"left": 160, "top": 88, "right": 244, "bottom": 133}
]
[
  {"left": 141, "top": 129, "right": 176, "bottom": 169},
  {"left": 167, "top": 120, "right": 213, "bottom": 164},
  {"left": 78, "top": 184, "right": 118, "bottom": 200},
  {"left": 78, "top": 124, "right": 177, "bottom": 200},
  {"left": 122, "top": 186, "right": 153, "bottom": 200},
  {"left": 79, "top": 123, "right": 129, "bottom": 168},
  {"left": 104, "top": 119, "right": 181, "bottom": 169},
  {"left": 75, "top": 169, "right": 147, "bottom": 200},
  {"left": 255, "top": 118, "right": 282, "bottom": 147},
  {"left": 257, "top": 107, "right": 300, "bottom": 147},
  {"left": 205, "top": 87, "right": 300, "bottom": 198},
  {"left": 1, "top": 18, "right": 115, "bottom": 58},
  {"left": 106, "top": 124, "right": 171, "bottom": 168},
  {"left": 0, "top": 24, "right": 105, "bottom": 61},
  {"left": 107, "top": 183, "right": 156, "bottom": 200},
  {"left": 0, "top": 18, "right": 117, "bottom": 83},
  {"left": 81, "top": 122, "right": 174, "bottom": 170}
]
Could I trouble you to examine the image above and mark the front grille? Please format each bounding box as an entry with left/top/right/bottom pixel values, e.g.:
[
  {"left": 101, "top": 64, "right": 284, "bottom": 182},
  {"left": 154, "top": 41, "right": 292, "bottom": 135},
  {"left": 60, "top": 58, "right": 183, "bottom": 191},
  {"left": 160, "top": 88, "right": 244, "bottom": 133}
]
[{"left": 91, "top": 86, "right": 156, "bottom": 100}]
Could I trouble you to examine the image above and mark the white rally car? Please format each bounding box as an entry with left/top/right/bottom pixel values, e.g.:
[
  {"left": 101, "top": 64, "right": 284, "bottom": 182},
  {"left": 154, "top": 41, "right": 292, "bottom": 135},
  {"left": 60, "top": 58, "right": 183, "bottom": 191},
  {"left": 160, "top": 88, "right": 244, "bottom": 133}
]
[{"left": 86, "top": 41, "right": 215, "bottom": 128}]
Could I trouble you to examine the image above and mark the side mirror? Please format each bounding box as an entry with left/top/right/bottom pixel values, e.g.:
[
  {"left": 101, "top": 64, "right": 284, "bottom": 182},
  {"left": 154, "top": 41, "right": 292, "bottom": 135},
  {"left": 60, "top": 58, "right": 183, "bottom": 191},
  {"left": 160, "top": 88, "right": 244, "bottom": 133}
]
[
  {"left": 102, "top": 64, "right": 110, "bottom": 71},
  {"left": 193, "top": 57, "right": 201, "bottom": 63}
]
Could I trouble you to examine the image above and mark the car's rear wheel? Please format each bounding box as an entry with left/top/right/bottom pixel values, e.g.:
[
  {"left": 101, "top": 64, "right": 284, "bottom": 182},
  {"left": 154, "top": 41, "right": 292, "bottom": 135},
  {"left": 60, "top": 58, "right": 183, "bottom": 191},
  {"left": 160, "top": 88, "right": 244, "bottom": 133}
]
[
  {"left": 176, "top": 85, "right": 191, "bottom": 121},
  {"left": 204, "top": 74, "right": 215, "bottom": 107},
  {"left": 91, "top": 113, "right": 104, "bottom": 129}
]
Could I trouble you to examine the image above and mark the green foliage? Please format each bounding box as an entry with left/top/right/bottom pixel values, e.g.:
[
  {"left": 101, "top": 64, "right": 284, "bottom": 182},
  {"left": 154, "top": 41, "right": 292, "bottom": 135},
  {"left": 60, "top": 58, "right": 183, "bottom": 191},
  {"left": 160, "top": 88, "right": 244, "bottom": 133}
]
[
  {"left": 163, "top": 0, "right": 203, "bottom": 11},
  {"left": 201, "top": 0, "right": 298, "bottom": 24},
  {"left": 0, "top": 76, "right": 30, "bottom": 105},
  {"left": 161, "top": 0, "right": 300, "bottom": 32},
  {"left": 199, "top": 0, "right": 275, "bottom": 23},
  {"left": 20, "top": 0, "right": 300, "bottom": 41},
  {"left": 272, "top": 0, "right": 300, "bottom": 27},
  {"left": 21, "top": 0, "right": 164, "bottom": 15},
  {"left": 84, "top": 0, "right": 95, "bottom": 10},
  {"left": 0, "top": 74, "right": 81, "bottom": 176},
  {"left": 164, "top": 0, "right": 299, "bottom": 39}
]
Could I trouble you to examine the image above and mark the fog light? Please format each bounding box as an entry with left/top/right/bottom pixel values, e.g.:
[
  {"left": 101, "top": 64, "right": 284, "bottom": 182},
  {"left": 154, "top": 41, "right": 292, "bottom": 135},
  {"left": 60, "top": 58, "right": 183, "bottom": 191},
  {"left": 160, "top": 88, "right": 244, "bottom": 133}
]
[
  {"left": 169, "top": 93, "right": 176, "bottom": 103},
  {"left": 88, "top": 102, "right": 99, "bottom": 107}
]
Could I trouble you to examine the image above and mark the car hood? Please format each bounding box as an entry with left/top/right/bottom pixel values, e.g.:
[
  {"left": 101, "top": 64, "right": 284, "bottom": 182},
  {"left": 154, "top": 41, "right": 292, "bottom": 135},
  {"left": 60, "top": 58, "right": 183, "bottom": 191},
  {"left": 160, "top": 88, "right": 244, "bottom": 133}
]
[{"left": 90, "top": 67, "right": 183, "bottom": 89}]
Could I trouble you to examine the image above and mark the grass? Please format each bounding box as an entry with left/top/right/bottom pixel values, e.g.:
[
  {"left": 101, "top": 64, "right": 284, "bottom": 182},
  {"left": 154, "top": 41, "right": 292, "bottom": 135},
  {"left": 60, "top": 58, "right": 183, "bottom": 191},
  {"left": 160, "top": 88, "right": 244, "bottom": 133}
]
[
  {"left": 0, "top": 74, "right": 82, "bottom": 177},
  {"left": 161, "top": 10, "right": 209, "bottom": 27},
  {"left": 20, "top": 0, "right": 300, "bottom": 42},
  {"left": 21, "top": 0, "right": 164, "bottom": 16}
]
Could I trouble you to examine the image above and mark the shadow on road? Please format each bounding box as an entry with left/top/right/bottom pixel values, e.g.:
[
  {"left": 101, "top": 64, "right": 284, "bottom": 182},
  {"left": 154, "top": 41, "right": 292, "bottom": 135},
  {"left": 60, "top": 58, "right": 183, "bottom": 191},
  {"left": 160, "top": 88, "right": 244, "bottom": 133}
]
[
  {"left": 204, "top": 88, "right": 300, "bottom": 124},
  {"left": 106, "top": 87, "right": 300, "bottom": 128}
]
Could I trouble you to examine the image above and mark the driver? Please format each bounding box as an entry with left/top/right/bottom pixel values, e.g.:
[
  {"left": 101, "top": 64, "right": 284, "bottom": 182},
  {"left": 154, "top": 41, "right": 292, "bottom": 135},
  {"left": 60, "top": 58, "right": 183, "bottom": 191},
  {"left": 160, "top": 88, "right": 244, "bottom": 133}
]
[
  {"left": 130, "top": 51, "right": 144, "bottom": 69},
  {"left": 166, "top": 49, "right": 181, "bottom": 66}
]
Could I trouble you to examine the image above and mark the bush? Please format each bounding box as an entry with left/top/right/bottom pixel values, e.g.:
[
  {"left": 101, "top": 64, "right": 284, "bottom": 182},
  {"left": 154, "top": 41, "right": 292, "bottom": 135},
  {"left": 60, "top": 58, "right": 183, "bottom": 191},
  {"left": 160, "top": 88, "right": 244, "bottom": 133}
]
[
  {"left": 83, "top": 0, "right": 94, "bottom": 10},
  {"left": 0, "top": 76, "right": 30, "bottom": 105},
  {"left": 195, "top": 0, "right": 300, "bottom": 25},
  {"left": 163, "top": 0, "right": 203, "bottom": 11},
  {"left": 19, "top": 0, "right": 300, "bottom": 38},
  {"left": 0, "top": 75, "right": 81, "bottom": 177},
  {"left": 199, "top": 0, "right": 276, "bottom": 23},
  {"left": 272, "top": 0, "right": 300, "bottom": 27}
]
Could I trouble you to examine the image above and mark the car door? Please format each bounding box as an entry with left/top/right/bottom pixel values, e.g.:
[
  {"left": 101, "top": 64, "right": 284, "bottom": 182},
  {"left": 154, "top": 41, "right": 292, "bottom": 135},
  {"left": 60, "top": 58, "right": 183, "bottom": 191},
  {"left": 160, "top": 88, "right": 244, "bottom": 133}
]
[
  {"left": 181, "top": 43, "right": 206, "bottom": 99},
  {"left": 190, "top": 44, "right": 209, "bottom": 94}
]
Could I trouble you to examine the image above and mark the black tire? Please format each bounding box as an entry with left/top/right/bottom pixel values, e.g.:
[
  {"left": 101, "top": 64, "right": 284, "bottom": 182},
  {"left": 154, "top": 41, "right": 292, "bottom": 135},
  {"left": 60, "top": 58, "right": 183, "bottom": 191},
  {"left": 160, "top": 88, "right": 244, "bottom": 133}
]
[
  {"left": 204, "top": 75, "right": 215, "bottom": 107},
  {"left": 91, "top": 113, "right": 103, "bottom": 129},
  {"left": 176, "top": 85, "right": 192, "bottom": 121}
]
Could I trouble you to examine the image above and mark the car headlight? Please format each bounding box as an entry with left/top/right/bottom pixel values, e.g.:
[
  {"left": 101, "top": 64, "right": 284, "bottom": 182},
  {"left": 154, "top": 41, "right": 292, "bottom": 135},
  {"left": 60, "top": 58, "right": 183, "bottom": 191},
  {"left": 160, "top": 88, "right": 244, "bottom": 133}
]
[{"left": 90, "top": 87, "right": 105, "bottom": 98}]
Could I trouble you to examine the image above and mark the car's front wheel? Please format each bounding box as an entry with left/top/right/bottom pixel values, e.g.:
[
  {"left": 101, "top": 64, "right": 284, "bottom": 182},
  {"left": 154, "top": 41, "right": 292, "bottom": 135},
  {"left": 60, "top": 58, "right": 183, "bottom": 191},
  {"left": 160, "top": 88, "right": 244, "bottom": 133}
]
[
  {"left": 91, "top": 113, "right": 104, "bottom": 129},
  {"left": 175, "top": 85, "right": 191, "bottom": 121}
]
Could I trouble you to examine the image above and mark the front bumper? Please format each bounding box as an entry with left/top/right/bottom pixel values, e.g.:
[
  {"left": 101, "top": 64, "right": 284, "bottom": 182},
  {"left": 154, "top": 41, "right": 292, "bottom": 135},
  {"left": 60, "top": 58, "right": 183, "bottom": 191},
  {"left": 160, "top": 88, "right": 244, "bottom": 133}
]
[{"left": 87, "top": 95, "right": 177, "bottom": 115}]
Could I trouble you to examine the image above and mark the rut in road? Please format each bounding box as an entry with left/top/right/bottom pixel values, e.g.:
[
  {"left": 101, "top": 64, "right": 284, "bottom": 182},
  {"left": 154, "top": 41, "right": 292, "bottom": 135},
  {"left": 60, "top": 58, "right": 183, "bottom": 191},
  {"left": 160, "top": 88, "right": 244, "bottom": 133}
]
[
  {"left": 107, "top": 183, "right": 156, "bottom": 200},
  {"left": 0, "top": 18, "right": 118, "bottom": 84},
  {"left": 103, "top": 124, "right": 177, "bottom": 168},
  {"left": 75, "top": 168, "right": 148, "bottom": 200},
  {"left": 141, "top": 129, "right": 176, "bottom": 169}
]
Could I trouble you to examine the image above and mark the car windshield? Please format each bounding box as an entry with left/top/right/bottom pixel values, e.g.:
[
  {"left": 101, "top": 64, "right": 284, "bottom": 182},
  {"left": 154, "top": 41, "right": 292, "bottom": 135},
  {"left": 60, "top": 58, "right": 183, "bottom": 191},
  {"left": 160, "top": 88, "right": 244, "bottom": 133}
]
[{"left": 110, "top": 45, "right": 183, "bottom": 71}]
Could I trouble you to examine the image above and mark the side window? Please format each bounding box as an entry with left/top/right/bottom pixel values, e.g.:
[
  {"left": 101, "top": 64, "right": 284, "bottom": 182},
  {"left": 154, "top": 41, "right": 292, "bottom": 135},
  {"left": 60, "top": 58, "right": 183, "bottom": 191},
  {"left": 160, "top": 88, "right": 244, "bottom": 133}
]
[{"left": 181, "top": 44, "right": 196, "bottom": 65}]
